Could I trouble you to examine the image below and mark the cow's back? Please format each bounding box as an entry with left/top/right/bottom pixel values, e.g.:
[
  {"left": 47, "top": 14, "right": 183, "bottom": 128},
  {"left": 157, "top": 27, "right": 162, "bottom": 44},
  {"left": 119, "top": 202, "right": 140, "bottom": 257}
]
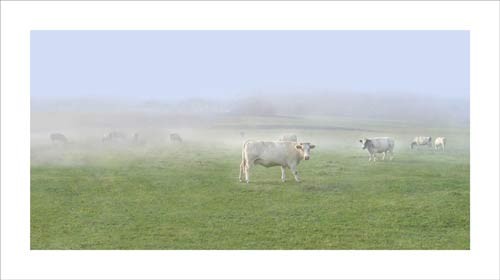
[
  {"left": 245, "top": 141, "right": 290, "bottom": 157},
  {"left": 170, "top": 133, "right": 182, "bottom": 142},
  {"left": 50, "top": 133, "right": 67, "bottom": 143},
  {"left": 243, "top": 141, "right": 298, "bottom": 166},
  {"left": 435, "top": 137, "right": 446, "bottom": 145},
  {"left": 370, "top": 137, "right": 394, "bottom": 152},
  {"left": 413, "top": 136, "right": 432, "bottom": 145}
]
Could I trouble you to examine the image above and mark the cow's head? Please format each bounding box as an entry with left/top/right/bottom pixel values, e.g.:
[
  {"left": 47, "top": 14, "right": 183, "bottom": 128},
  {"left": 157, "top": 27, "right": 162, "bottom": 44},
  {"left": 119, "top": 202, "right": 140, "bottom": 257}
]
[
  {"left": 359, "top": 138, "right": 371, "bottom": 150},
  {"left": 295, "top": 142, "right": 316, "bottom": 160},
  {"left": 410, "top": 141, "right": 416, "bottom": 149}
]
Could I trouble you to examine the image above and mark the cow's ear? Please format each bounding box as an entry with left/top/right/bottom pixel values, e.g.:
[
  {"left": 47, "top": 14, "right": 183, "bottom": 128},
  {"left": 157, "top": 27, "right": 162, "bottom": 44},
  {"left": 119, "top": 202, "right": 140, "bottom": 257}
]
[
  {"left": 295, "top": 144, "right": 303, "bottom": 150},
  {"left": 310, "top": 145, "right": 316, "bottom": 149}
]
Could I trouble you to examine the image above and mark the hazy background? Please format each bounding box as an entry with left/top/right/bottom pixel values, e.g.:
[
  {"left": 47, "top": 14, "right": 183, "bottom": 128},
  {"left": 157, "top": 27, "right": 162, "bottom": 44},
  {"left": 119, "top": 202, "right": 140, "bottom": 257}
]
[
  {"left": 31, "top": 30, "right": 469, "bottom": 152},
  {"left": 30, "top": 31, "right": 471, "bottom": 250}
]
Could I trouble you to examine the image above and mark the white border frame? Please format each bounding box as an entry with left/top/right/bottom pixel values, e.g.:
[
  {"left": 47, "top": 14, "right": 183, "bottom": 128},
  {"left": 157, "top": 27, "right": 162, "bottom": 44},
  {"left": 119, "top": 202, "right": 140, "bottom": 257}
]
[{"left": 1, "top": 1, "right": 499, "bottom": 279}]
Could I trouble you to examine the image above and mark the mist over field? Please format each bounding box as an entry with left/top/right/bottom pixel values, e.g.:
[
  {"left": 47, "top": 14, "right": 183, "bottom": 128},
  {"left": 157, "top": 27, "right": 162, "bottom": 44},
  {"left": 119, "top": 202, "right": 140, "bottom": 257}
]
[
  {"left": 30, "top": 30, "right": 470, "bottom": 249},
  {"left": 31, "top": 91, "right": 469, "bottom": 153},
  {"left": 31, "top": 30, "right": 469, "bottom": 157}
]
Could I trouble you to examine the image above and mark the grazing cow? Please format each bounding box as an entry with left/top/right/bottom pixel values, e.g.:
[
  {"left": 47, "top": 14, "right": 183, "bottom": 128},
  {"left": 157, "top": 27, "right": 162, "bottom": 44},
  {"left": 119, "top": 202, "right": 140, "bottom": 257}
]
[
  {"left": 359, "top": 137, "right": 395, "bottom": 161},
  {"left": 239, "top": 141, "right": 316, "bottom": 183},
  {"left": 133, "top": 132, "right": 140, "bottom": 144},
  {"left": 434, "top": 137, "right": 447, "bottom": 151},
  {"left": 102, "top": 131, "right": 126, "bottom": 143},
  {"left": 50, "top": 133, "right": 68, "bottom": 144},
  {"left": 278, "top": 134, "right": 298, "bottom": 142},
  {"left": 240, "top": 131, "right": 245, "bottom": 138},
  {"left": 170, "top": 133, "right": 182, "bottom": 143},
  {"left": 410, "top": 136, "right": 433, "bottom": 149},
  {"left": 102, "top": 134, "right": 111, "bottom": 143}
]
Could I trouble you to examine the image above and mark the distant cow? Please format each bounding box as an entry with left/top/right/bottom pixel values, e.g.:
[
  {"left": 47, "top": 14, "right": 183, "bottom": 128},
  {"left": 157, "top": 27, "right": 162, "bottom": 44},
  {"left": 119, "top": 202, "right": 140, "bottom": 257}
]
[
  {"left": 50, "top": 133, "right": 68, "bottom": 144},
  {"left": 170, "top": 133, "right": 182, "bottom": 143},
  {"left": 359, "top": 137, "right": 395, "bottom": 161},
  {"left": 434, "top": 137, "right": 447, "bottom": 151},
  {"left": 133, "top": 132, "right": 140, "bottom": 143},
  {"left": 278, "top": 134, "right": 298, "bottom": 142},
  {"left": 239, "top": 141, "right": 315, "bottom": 183},
  {"left": 240, "top": 131, "right": 245, "bottom": 138},
  {"left": 410, "top": 136, "right": 432, "bottom": 149},
  {"left": 102, "top": 131, "right": 126, "bottom": 143}
]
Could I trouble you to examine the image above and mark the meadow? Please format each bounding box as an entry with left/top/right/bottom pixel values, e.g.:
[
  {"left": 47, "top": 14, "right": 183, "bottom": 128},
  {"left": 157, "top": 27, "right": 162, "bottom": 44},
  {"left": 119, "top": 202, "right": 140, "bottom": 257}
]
[{"left": 30, "top": 115, "right": 470, "bottom": 249}]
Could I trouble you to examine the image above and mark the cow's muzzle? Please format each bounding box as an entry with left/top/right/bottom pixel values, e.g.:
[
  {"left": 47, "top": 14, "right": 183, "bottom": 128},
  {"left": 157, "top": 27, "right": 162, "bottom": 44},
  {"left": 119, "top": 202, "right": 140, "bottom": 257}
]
[{"left": 304, "top": 156, "right": 310, "bottom": 160}]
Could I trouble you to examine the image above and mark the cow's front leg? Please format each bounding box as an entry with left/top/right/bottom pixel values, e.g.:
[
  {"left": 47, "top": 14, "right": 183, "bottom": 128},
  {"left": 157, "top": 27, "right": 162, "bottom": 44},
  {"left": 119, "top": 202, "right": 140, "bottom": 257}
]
[
  {"left": 382, "top": 152, "right": 386, "bottom": 161},
  {"left": 281, "top": 166, "right": 286, "bottom": 182},
  {"left": 290, "top": 166, "right": 301, "bottom": 182}
]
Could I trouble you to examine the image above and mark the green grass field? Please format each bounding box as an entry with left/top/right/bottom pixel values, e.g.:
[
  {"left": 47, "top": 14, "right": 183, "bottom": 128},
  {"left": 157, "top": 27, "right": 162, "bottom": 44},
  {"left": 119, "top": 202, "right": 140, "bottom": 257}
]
[{"left": 31, "top": 116, "right": 469, "bottom": 249}]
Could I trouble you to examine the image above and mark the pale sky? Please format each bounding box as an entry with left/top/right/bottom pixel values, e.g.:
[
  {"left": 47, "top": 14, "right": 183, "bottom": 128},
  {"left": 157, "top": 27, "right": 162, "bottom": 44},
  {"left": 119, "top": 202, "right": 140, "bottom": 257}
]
[{"left": 31, "top": 30, "right": 469, "bottom": 100}]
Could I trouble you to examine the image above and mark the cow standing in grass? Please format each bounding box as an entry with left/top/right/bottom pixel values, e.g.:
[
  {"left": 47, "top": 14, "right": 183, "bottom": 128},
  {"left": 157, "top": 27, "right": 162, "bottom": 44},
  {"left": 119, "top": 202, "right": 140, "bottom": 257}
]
[
  {"left": 434, "top": 137, "right": 447, "bottom": 151},
  {"left": 170, "top": 133, "right": 182, "bottom": 143},
  {"left": 239, "top": 141, "right": 315, "bottom": 183},
  {"left": 359, "top": 137, "right": 395, "bottom": 161},
  {"left": 410, "top": 136, "right": 432, "bottom": 149},
  {"left": 102, "top": 131, "right": 127, "bottom": 143},
  {"left": 50, "top": 133, "right": 68, "bottom": 144},
  {"left": 132, "top": 132, "right": 141, "bottom": 144}
]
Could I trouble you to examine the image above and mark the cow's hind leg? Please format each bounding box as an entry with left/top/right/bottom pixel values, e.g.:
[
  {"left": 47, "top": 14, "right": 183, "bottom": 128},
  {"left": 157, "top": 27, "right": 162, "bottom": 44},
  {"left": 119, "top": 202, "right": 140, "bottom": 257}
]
[
  {"left": 239, "top": 161, "right": 245, "bottom": 183},
  {"left": 281, "top": 166, "right": 286, "bottom": 182},
  {"left": 244, "top": 162, "right": 252, "bottom": 184}
]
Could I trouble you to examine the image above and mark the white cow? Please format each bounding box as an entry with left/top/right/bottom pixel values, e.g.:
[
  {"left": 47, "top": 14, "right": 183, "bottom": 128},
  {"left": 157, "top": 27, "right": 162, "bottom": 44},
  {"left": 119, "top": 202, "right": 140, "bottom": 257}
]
[
  {"left": 50, "top": 133, "right": 68, "bottom": 144},
  {"left": 359, "top": 137, "right": 395, "bottom": 161},
  {"left": 102, "top": 131, "right": 126, "bottom": 143},
  {"left": 132, "top": 132, "right": 144, "bottom": 144},
  {"left": 239, "top": 141, "right": 316, "bottom": 183},
  {"left": 434, "top": 137, "right": 447, "bottom": 151},
  {"left": 410, "top": 136, "right": 432, "bottom": 149},
  {"left": 170, "top": 133, "right": 182, "bottom": 143},
  {"left": 277, "top": 134, "right": 298, "bottom": 142}
]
